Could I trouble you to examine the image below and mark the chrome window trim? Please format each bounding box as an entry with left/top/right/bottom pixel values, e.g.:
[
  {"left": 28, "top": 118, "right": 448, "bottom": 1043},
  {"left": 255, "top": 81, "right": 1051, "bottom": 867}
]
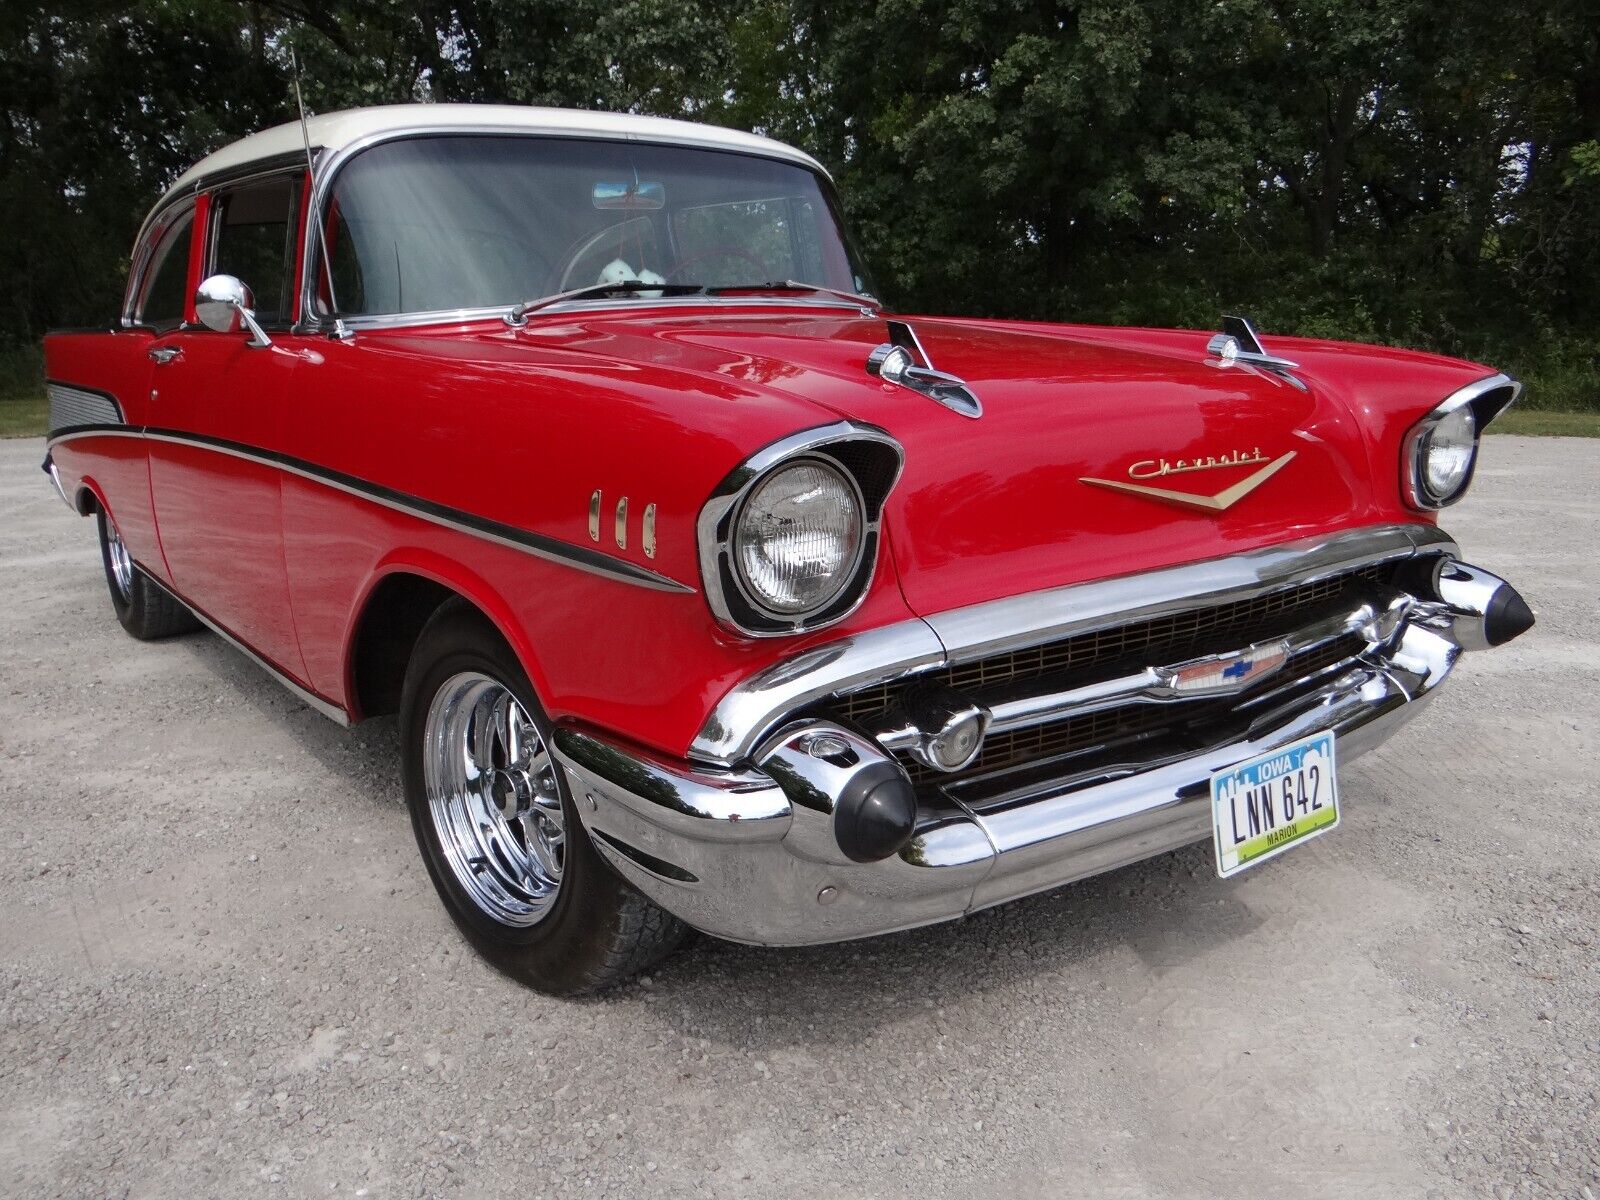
[
  {"left": 125, "top": 154, "right": 314, "bottom": 328},
  {"left": 293, "top": 126, "right": 843, "bottom": 334},
  {"left": 122, "top": 197, "right": 197, "bottom": 328},
  {"left": 201, "top": 168, "right": 307, "bottom": 330},
  {"left": 689, "top": 522, "right": 1457, "bottom": 766},
  {"left": 1401, "top": 372, "right": 1520, "bottom": 511},
  {"left": 696, "top": 421, "right": 905, "bottom": 639},
  {"left": 293, "top": 294, "right": 878, "bottom": 335}
]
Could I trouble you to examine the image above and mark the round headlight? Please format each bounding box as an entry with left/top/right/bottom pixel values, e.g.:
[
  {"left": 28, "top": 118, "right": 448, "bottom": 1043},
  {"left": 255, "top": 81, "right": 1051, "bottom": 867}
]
[
  {"left": 1417, "top": 404, "right": 1478, "bottom": 504},
  {"left": 734, "top": 459, "right": 864, "bottom": 617}
]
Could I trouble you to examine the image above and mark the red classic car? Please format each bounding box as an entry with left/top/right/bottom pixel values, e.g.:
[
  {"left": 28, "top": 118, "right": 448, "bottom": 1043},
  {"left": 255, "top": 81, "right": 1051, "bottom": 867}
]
[{"left": 43, "top": 105, "right": 1533, "bottom": 992}]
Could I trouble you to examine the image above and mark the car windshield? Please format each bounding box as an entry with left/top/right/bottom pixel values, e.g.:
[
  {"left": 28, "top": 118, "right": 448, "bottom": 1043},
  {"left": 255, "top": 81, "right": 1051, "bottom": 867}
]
[{"left": 318, "top": 134, "right": 875, "bottom": 318}]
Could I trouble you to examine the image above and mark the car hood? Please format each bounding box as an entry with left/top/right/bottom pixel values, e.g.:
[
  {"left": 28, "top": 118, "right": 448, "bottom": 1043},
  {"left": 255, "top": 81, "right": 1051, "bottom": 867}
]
[{"left": 497, "top": 307, "right": 1488, "bottom": 616}]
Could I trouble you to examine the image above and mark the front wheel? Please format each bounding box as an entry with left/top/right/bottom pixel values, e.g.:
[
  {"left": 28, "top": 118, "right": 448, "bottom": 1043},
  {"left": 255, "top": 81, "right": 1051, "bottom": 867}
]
[{"left": 399, "top": 601, "right": 687, "bottom": 993}]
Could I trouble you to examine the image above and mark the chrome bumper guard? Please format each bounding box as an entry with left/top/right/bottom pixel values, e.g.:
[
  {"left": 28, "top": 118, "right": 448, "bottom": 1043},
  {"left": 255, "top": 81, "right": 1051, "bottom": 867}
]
[
  {"left": 552, "top": 527, "right": 1528, "bottom": 946},
  {"left": 42, "top": 454, "right": 75, "bottom": 511}
]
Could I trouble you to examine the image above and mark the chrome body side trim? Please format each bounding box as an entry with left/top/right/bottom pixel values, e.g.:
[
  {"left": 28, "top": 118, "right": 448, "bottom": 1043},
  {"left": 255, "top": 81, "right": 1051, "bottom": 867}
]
[
  {"left": 87, "top": 428, "right": 691, "bottom": 594},
  {"left": 48, "top": 425, "right": 689, "bottom": 592},
  {"left": 554, "top": 605, "right": 1479, "bottom": 947},
  {"left": 1401, "top": 372, "right": 1520, "bottom": 511},
  {"left": 140, "top": 565, "right": 352, "bottom": 726},
  {"left": 691, "top": 522, "right": 1455, "bottom": 765},
  {"left": 42, "top": 427, "right": 145, "bottom": 449}
]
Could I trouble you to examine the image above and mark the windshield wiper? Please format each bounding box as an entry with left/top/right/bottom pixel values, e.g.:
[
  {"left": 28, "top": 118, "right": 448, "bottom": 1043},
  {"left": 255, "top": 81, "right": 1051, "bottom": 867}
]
[
  {"left": 506, "top": 281, "right": 706, "bottom": 326},
  {"left": 707, "top": 280, "right": 881, "bottom": 310}
]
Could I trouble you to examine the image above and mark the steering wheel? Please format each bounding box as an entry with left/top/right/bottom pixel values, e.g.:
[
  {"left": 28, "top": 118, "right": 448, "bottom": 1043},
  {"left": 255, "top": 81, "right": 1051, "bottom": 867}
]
[{"left": 664, "top": 246, "right": 769, "bottom": 283}]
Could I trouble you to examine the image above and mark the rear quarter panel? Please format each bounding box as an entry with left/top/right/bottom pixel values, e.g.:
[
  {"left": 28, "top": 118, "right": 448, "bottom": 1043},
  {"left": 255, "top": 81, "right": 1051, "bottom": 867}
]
[{"left": 42, "top": 330, "right": 162, "bottom": 574}]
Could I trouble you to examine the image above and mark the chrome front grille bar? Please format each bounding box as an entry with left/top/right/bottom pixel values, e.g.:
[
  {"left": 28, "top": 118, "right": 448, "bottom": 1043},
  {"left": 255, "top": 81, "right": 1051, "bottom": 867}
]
[
  {"left": 689, "top": 523, "right": 1457, "bottom": 766},
  {"left": 865, "top": 591, "right": 1414, "bottom": 753}
]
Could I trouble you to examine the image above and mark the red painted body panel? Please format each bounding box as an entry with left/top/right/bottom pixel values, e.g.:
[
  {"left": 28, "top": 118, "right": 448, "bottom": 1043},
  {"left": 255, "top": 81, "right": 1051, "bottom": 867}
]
[
  {"left": 268, "top": 320, "right": 919, "bottom": 746},
  {"left": 146, "top": 331, "right": 308, "bottom": 678},
  {"left": 43, "top": 205, "right": 1502, "bottom": 762},
  {"left": 44, "top": 331, "right": 162, "bottom": 570}
]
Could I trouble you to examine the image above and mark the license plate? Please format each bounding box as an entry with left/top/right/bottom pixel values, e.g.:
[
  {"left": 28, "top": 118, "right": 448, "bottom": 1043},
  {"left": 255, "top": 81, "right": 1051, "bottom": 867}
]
[{"left": 1210, "top": 732, "right": 1339, "bottom": 878}]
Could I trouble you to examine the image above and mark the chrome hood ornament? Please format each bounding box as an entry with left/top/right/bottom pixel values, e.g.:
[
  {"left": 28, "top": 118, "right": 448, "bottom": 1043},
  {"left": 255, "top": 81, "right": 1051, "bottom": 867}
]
[
  {"left": 1207, "top": 315, "right": 1305, "bottom": 389},
  {"left": 866, "top": 320, "right": 982, "bottom": 418}
]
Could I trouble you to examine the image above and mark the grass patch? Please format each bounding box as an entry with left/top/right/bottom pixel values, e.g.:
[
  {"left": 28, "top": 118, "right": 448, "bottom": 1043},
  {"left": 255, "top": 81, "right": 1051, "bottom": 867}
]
[
  {"left": 0, "top": 346, "right": 46, "bottom": 438},
  {"left": 1488, "top": 409, "right": 1600, "bottom": 437},
  {"left": 0, "top": 393, "right": 47, "bottom": 438}
]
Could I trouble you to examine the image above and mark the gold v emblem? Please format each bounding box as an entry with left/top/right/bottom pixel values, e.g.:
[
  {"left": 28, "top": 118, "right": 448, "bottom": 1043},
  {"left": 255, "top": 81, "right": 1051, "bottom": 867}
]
[{"left": 1080, "top": 451, "right": 1297, "bottom": 512}]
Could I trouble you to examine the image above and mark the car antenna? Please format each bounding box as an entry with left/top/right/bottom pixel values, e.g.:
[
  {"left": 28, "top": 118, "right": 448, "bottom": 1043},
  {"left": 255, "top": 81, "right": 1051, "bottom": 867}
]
[{"left": 290, "top": 42, "right": 347, "bottom": 339}]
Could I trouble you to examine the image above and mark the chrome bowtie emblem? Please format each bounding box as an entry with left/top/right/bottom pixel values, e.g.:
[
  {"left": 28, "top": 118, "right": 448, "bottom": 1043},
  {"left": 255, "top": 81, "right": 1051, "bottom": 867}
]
[
  {"left": 1080, "top": 450, "right": 1296, "bottom": 512},
  {"left": 1151, "top": 642, "right": 1291, "bottom": 697}
]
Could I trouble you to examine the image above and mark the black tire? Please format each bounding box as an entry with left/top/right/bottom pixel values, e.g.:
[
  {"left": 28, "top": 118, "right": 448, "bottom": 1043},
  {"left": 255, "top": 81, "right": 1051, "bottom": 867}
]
[
  {"left": 96, "top": 509, "right": 201, "bottom": 640},
  {"left": 399, "top": 600, "right": 687, "bottom": 994}
]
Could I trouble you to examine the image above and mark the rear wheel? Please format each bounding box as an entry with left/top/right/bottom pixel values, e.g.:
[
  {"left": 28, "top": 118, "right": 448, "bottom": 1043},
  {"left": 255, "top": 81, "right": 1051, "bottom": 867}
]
[
  {"left": 400, "top": 601, "right": 687, "bottom": 993},
  {"left": 96, "top": 509, "right": 200, "bottom": 640}
]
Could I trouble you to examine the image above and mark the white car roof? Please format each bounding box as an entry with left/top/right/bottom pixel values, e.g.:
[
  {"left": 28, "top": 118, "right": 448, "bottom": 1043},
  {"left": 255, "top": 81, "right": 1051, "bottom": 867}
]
[{"left": 160, "top": 103, "right": 827, "bottom": 203}]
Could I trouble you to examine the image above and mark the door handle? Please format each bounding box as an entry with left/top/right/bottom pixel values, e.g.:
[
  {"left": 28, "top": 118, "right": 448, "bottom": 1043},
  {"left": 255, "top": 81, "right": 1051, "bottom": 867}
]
[{"left": 147, "top": 346, "right": 183, "bottom": 365}]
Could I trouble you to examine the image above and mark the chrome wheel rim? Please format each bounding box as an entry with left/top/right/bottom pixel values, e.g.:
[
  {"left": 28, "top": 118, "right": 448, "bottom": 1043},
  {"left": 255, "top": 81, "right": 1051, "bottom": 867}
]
[
  {"left": 105, "top": 517, "right": 134, "bottom": 603},
  {"left": 423, "top": 672, "right": 566, "bottom": 927}
]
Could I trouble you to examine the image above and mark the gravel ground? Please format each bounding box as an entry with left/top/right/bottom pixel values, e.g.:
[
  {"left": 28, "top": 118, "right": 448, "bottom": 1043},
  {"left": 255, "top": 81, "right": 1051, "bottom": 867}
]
[{"left": 1, "top": 434, "right": 1596, "bottom": 1200}]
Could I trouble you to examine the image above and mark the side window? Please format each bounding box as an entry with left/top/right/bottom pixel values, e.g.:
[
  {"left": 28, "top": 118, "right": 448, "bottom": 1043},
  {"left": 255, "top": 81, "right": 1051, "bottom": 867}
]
[
  {"left": 210, "top": 175, "right": 301, "bottom": 325},
  {"left": 136, "top": 208, "right": 195, "bottom": 331}
]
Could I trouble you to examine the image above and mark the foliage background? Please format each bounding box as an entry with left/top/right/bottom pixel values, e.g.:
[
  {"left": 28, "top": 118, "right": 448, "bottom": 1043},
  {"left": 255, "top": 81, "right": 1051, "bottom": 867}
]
[{"left": 2, "top": 0, "right": 1596, "bottom": 409}]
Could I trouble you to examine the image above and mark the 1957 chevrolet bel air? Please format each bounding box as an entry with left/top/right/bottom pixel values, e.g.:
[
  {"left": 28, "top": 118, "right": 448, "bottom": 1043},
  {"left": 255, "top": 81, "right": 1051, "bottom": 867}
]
[{"left": 43, "top": 105, "right": 1534, "bottom": 992}]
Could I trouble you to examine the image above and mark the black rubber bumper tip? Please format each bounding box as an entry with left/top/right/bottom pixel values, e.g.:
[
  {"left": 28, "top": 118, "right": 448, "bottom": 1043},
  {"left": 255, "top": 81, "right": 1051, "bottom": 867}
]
[
  {"left": 834, "top": 761, "right": 919, "bottom": 863},
  {"left": 1484, "top": 585, "right": 1536, "bottom": 646}
]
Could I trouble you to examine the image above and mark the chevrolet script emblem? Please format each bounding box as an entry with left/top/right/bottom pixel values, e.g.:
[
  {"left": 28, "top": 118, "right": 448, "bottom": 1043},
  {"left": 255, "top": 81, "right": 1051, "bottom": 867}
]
[{"left": 1080, "top": 448, "right": 1296, "bottom": 512}]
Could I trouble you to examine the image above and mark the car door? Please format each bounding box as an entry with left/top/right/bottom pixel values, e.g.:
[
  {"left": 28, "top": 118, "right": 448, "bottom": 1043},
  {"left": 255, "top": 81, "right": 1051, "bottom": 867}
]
[{"left": 147, "top": 171, "right": 309, "bottom": 682}]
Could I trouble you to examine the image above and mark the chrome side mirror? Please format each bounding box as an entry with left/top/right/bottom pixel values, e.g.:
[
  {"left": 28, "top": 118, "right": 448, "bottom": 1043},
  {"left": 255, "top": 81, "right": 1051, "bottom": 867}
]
[{"left": 195, "top": 273, "right": 272, "bottom": 348}]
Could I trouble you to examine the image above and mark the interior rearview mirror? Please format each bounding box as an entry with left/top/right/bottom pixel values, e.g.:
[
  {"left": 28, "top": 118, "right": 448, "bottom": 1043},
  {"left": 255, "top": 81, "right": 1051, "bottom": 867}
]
[
  {"left": 195, "top": 273, "right": 272, "bottom": 348},
  {"left": 593, "top": 181, "right": 665, "bottom": 211}
]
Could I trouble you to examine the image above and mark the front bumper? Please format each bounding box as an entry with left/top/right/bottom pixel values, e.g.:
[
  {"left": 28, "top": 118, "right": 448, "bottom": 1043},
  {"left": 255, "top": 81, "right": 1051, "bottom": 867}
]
[{"left": 552, "top": 526, "right": 1528, "bottom": 946}]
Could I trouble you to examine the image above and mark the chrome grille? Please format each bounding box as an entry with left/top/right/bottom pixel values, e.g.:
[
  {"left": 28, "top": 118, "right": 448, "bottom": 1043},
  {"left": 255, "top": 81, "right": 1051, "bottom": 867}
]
[
  {"left": 832, "top": 564, "right": 1390, "bottom": 726},
  {"left": 904, "top": 632, "right": 1367, "bottom": 787}
]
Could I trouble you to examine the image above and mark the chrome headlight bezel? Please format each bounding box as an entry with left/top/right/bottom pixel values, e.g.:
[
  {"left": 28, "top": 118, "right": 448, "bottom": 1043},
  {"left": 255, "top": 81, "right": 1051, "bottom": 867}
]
[
  {"left": 698, "top": 422, "right": 904, "bottom": 637},
  {"left": 730, "top": 456, "right": 868, "bottom": 619},
  {"left": 1401, "top": 373, "right": 1521, "bottom": 511}
]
